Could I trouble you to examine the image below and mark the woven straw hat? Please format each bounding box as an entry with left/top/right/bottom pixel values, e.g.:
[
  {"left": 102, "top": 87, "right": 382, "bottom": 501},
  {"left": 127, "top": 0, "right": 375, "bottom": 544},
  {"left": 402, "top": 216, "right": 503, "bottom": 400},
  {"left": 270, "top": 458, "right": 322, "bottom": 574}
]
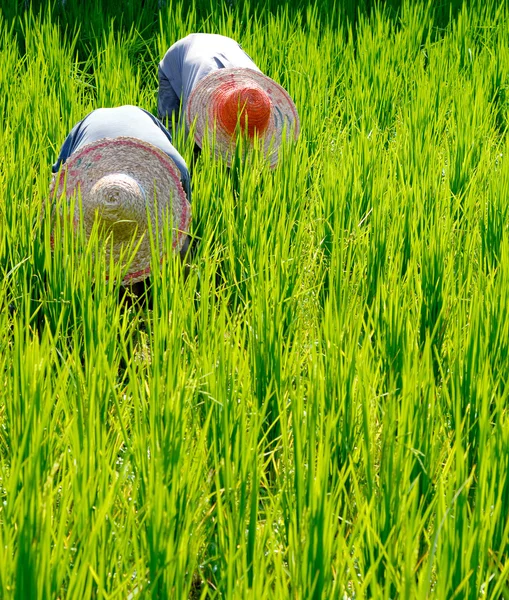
[
  {"left": 50, "top": 137, "right": 191, "bottom": 284},
  {"left": 186, "top": 68, "right": 299, "bottom": 167}
]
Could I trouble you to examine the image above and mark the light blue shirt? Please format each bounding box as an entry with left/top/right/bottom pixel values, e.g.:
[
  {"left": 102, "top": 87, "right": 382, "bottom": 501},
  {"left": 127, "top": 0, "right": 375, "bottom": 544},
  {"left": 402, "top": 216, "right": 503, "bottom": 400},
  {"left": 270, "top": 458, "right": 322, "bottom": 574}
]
[
  {"left": 158, "top": 33, "right": 261, "bottom": 133},
  {"left": 52, "top": 105, "right": 191, "bottom": 202}
]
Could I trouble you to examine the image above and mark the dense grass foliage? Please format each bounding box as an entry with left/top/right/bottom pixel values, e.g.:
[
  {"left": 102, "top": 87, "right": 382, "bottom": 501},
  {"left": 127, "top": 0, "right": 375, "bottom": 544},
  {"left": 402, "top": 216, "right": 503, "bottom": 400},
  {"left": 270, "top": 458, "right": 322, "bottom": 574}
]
[{"left": 1, "top": 0, "right": 509, "bottom": 597}]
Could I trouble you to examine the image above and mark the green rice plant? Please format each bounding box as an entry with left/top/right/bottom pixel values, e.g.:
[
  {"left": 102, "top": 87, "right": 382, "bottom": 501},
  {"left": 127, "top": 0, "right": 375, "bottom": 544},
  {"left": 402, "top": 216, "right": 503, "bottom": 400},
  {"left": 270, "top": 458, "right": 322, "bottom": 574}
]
[{"left": 1, "top": 0, "right": 509, "bottom": 598}]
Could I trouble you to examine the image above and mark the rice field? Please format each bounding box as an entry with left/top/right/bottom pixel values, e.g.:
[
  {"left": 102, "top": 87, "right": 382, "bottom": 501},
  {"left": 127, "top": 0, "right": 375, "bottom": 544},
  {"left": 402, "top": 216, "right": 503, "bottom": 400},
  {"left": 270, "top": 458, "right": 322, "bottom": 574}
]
[{"left": 1, "top": 0, "right": 509, "bottom": 597}]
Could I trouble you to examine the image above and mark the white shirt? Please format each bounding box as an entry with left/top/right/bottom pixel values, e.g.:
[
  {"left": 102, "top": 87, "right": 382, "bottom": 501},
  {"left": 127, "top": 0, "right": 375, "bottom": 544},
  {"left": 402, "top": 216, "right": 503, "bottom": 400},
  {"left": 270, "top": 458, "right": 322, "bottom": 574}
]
[{"left": 158, "top": 33, "right": 261, "bottom": 134}]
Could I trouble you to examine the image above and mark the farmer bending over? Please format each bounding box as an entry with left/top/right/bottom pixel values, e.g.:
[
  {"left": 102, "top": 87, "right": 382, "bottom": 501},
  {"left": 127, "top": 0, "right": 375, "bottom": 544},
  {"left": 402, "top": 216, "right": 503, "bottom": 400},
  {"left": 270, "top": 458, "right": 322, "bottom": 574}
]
[
  {"left": 51, "top": 105, "right": 191, "bottom": 290},
  {"left": 158, "top": 33, "right": 300, "bottom": 167}
]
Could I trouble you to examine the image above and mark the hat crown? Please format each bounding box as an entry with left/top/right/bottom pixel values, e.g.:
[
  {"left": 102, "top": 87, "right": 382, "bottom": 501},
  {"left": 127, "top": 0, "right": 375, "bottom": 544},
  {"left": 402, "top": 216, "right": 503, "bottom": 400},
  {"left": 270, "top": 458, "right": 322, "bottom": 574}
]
[
  {"left": 216, "top": 84, "right": 272, "bottom": 138},
  {"left": 88, "top": 173, "right": 148, "bottom": 225}
]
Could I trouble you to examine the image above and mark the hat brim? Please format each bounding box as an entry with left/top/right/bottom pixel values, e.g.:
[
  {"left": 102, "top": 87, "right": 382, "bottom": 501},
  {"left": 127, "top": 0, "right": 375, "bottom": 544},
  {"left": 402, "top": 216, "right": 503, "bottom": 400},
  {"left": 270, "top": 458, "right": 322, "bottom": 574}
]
[
  {"left": 186, "top": 68, "right": 299, "bottom": 167},
  {"left": 50, "top": 137, "right": 191, "bottom": 284}
]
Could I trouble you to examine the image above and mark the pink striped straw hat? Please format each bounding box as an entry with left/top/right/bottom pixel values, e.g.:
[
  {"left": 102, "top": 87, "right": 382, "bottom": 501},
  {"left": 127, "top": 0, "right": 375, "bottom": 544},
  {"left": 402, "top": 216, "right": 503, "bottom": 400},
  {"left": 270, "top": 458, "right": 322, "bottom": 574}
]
[
  {"left": 49, "top": 137, "right": 191, "bottom": 284},
  {"left": 186, "top": 68, "right": 299, "bottom": 167}
]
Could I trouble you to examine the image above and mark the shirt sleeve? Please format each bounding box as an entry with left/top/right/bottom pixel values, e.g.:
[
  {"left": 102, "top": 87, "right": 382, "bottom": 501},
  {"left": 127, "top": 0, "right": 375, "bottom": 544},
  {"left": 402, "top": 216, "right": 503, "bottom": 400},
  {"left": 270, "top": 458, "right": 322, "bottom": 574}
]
[
  {"left": 157, "top": 65, "right": 181, "bottom": 127},
  {"left": 139, "top": 108, "right": 192, "bottom": 204},
  {"left": 51, "top": 119, "right": 83, "bottom": 173},
  {"left": 179, "top": 170, "right": 192, "bottom": 204}
]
